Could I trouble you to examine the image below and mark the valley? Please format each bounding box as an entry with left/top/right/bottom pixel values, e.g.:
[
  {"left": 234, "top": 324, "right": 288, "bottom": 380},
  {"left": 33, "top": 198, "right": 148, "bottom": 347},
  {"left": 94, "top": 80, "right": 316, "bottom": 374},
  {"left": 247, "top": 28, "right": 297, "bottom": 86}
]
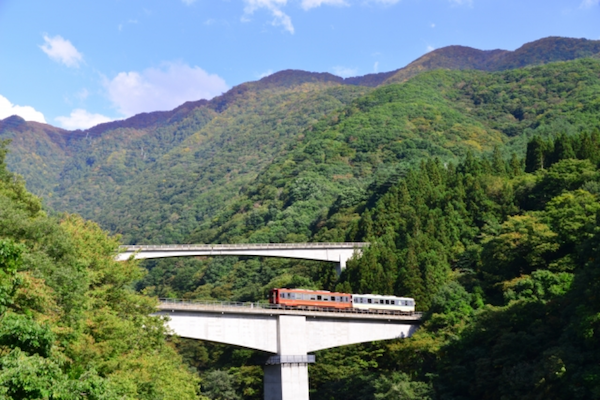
[{"left": 1, "top": 36, "right": 600, "bottom": 399}]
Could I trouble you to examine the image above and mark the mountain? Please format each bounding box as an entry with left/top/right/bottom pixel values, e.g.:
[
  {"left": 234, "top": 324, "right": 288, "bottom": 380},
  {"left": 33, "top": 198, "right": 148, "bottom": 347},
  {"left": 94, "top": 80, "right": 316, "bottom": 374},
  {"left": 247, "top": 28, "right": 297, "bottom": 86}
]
[
  {"left": 2, "top": 37, "right": 600, "bottom": 244},
  {"left": 385, "top": 36, "right": 600, "bottom": 83},
  {"left": 188, "top": 58, "right": 600, "bottom": 249},
  {"left": 1, "top": 74, "right": 371, "bottom": 243}
]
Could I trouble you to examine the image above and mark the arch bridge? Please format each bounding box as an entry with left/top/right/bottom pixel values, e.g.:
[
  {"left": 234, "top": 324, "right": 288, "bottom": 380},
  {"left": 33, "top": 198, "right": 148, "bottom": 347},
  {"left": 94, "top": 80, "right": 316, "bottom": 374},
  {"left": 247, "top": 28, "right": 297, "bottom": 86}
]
[{"left": 117, "top": 242, "right": 369, "bottom": 273}]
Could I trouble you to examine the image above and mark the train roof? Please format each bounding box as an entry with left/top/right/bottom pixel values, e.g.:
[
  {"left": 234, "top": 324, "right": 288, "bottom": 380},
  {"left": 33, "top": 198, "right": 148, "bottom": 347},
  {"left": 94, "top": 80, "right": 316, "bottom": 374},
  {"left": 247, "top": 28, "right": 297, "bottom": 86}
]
[{"left": 353, "top": 293, "right": 415, "bottom": 300}]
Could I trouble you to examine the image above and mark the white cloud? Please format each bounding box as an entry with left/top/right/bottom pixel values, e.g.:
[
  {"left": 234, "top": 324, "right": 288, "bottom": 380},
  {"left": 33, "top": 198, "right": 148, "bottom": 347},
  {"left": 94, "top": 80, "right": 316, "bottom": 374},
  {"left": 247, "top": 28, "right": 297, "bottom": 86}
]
[
  {"left": 373, "top": 62, "right": 379, "bottom": 73},
  {"left": 182, "top": 0, "right": 197, "bottom": 5},
  {"left": 580, "top": 0, "right": 599, "bottom": 8},
  {"left": 301, "top": 0, "right": 347, "bottom": 10},
  {"left": 55, "top": 109, "right": 112, "bottom": 130},
  {"left": 427, "top": 45, "right": 435, "bottom": 52},
  {"left": 430, "top": 23, "right": 436, "bottom": 28},
  {"left": 106, "top": 62, "right": 229, "bottom": 117},
  {"left": 39, "top": 34, "right": 83, "bottom": 68},
  {"left": 332, "top": 66, "right": 358, "bottom": 78},
  {"left": 0, "top": 95, "right": 46, "bottom": 123},
  {"left": 243, "top": 0, "right": 294, "bottom": 34}
]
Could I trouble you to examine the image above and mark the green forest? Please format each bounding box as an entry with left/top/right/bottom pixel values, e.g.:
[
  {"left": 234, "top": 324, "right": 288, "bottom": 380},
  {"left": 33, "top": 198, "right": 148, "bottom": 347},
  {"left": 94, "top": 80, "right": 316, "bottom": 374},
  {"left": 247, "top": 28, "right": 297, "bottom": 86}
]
[
  {"left": 0, "top": 140, "right": 202, "bottom": 399},
  {"left": 1, "top": 38, "right": 600, "bottom": 398},
  {"left": 138, "top": 59, "right": 600, "bottom": 399}
]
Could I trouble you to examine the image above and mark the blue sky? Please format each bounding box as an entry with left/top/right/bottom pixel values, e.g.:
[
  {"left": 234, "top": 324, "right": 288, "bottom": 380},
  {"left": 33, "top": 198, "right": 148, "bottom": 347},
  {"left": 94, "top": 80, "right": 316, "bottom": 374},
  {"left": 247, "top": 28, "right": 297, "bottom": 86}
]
[{"left": 0, "top": 0, "right": 598, "bottom": 130}]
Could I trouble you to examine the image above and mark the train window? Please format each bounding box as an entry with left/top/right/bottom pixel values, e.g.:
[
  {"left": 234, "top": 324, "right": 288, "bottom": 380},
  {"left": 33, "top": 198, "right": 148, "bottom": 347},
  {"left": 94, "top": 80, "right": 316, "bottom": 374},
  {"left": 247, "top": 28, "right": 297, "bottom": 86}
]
[
  {"left": 310, "top": 296, "right": 316, "bottom": 300},
  {"left": 367, "top": 299, "right": 372, "bottom": 304},
  {"left": 317, "top": 295, "right": 322, "bottom": 300},
  {"left": 385, "top": 300, "right": 390, "bottom": 305}
]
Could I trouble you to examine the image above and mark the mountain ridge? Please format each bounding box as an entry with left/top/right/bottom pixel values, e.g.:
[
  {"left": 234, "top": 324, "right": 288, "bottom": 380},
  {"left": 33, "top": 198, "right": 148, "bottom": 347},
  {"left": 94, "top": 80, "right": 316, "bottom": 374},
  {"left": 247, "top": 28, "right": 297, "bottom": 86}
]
[
  {"left": 385, "top": 36, "right": 600, "bottom": 83},
  {"left": 2, "top": 36, "right": 599, "bottom": 139}
]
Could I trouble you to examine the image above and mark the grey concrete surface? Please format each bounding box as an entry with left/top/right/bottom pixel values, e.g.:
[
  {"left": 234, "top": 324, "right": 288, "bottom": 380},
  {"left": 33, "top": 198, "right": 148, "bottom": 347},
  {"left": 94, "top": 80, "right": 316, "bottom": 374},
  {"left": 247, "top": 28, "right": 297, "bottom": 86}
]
[
  {"left": 116, "top": 242, "right": 368, "bottom": 271},
  {"left": 155, "top": 302, "right": 421, "bottom": 400}
]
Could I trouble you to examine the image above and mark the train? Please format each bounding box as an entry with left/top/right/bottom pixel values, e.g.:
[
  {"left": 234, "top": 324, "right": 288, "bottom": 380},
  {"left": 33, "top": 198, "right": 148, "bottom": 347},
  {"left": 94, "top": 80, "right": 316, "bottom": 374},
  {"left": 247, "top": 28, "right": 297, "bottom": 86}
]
[{"left": 269, "top": 288, "right": 415, "bottom": 313}]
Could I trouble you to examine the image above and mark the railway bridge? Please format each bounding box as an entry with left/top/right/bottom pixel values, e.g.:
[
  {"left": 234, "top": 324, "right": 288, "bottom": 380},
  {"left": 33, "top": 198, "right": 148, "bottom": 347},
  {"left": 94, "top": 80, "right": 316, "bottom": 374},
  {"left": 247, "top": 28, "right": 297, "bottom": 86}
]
[
  {"left": 117, "top": 242, "right": 368, "bottom": 273},
  {"left": 157, "top": 299, "right": 421, "bottom": 400}
]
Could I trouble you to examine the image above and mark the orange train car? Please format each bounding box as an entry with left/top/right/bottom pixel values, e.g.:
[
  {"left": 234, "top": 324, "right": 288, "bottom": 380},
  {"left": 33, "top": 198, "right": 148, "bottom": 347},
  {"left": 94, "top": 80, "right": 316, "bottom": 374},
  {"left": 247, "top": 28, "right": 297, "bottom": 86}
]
[{"left": 269, "top": 288, "right": 352, "bottom": 309}]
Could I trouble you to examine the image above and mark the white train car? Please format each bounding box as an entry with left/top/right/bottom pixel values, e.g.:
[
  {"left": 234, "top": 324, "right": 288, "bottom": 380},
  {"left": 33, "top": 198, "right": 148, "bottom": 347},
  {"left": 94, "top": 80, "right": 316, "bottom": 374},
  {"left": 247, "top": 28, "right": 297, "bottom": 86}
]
[{"left": 352, "top": 294, "right": 415, "bottom": 312}]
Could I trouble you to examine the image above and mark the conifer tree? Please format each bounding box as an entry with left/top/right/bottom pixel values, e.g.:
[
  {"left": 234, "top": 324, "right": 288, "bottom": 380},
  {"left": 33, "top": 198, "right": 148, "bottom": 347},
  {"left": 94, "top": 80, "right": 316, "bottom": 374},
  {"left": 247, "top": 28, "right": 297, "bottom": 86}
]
[{"left": 525, "top": 136, "right": 549, "bottom": 172}]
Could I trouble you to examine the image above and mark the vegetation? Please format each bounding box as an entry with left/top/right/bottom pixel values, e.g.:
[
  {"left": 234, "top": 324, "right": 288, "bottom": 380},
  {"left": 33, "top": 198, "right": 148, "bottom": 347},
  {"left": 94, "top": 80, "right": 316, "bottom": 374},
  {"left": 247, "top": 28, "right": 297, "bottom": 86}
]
[
  {"left": 139, "top": 59, "right": 600, "bottom": 399},
  {"left": 0, "top": 139, "right": 201, "bottom": 399}
]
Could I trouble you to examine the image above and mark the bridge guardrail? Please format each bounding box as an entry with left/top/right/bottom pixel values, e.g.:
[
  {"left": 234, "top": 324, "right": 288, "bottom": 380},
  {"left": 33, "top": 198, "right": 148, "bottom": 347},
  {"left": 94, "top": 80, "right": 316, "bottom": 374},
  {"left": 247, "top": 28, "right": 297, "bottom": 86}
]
[
  {"left": 158, "top": 298, "right": 422, "bottom": 319},
  {"left": 119, "top": 242, "right": 369, "bottom": 251}
]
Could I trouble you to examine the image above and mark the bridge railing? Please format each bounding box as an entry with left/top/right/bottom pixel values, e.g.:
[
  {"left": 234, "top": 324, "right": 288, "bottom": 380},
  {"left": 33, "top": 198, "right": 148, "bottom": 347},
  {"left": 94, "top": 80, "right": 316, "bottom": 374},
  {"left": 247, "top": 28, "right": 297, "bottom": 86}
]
[
  {"left": 119, "top": 242, "right": 369, "bottom": 251},
  {"left": 266, "top": 355, "right": 316, "bottom": 365},
  {"left": 158, "top": 298, "right": 422, "bottom": 318}
]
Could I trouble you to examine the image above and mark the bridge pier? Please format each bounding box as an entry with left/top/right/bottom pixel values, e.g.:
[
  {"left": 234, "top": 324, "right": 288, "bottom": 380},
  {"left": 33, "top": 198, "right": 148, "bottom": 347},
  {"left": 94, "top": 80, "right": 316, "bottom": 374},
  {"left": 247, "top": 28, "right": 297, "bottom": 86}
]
[
  {"left": 264, "top": 315, "right": 311, "bottom": 400},
  {"left": 264, "top": 360, "right": 311, "bottom": 400}
]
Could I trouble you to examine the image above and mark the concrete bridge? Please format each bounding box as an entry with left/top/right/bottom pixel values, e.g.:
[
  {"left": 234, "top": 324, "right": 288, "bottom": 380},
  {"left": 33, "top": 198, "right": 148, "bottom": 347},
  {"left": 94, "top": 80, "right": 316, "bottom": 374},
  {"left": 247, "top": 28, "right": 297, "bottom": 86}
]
[
  {"left": 157, "top": 299, "right": 421, "bottom": 400},
  {"left": 117, "top": 242, "right": 368, "bottom": 272}
]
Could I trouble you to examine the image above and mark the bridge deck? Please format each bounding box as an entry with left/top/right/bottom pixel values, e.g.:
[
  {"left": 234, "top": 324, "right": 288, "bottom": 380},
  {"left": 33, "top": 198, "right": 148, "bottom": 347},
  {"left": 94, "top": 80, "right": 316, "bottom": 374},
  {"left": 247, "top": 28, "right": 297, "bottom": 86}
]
[
  {"left": 158, "top": 299, "right": 422, "bottom": 322},
  {"left": 121, "top": 242, "right": 368, "bottom": 251}
]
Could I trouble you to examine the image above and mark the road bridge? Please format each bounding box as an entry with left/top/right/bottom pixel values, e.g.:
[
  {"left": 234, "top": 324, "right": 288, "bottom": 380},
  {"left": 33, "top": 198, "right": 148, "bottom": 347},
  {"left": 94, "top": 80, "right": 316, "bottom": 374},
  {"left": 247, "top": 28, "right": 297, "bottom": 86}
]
[
  {"left": 117, "top": 242, "right": 368, "bottom": 272},
  {"left": 157, "top": 299, "right": 421, "bottom": 400}
]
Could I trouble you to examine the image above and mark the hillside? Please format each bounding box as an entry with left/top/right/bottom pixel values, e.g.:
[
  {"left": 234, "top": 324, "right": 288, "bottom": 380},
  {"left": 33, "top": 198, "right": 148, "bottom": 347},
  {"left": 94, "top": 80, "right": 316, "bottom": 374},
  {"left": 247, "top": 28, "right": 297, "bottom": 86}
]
[
  {"left": 2, "top": 36, "right": 599, "bottom": 239},
  {"left": 0, "top": 75, "right": 371, "bottom": 244},
  {"left": 190, "top": 58, "right": 600, "bottom": 247},
  {"left": 54, "top": 82, "right": 369, "bottom": 243},
  {"left": 0, "top": 140, "right": 201, "bottom": 398}
]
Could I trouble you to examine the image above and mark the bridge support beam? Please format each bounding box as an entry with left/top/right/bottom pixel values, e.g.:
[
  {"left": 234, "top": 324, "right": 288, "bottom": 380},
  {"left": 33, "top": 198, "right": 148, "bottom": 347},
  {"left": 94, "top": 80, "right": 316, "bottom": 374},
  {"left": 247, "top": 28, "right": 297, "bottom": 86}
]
[{"left": 157, "top": 304, "right": 420, "bottom": 400}]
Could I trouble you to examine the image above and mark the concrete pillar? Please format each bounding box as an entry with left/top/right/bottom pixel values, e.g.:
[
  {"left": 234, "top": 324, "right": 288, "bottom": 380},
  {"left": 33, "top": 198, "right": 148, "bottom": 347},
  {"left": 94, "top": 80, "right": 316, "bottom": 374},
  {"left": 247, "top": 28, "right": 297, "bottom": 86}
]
[
  {"left": 264, "top": 315, "right": 312, "bottom": 400},
  {"left": 264, "top": 361, "right": 311, "bottom": 400}
]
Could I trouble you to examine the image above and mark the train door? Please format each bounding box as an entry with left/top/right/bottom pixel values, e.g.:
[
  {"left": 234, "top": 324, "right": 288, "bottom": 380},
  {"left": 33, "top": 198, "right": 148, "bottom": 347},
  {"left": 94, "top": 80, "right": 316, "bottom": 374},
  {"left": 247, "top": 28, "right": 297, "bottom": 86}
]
[{"left": 269, "top": 289, "right": 279, "bottom": 304}]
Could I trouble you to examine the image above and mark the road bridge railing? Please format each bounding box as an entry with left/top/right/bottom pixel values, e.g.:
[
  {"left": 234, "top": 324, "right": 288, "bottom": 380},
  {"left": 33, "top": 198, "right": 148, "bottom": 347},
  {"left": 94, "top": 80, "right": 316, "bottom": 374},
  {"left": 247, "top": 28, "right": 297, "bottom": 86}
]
[
  {"left": 119, "top": 242, "right": 369, "bottom": 251},
  {"left": 157, "top": 298, "right": 422, "bottom": 321}
]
